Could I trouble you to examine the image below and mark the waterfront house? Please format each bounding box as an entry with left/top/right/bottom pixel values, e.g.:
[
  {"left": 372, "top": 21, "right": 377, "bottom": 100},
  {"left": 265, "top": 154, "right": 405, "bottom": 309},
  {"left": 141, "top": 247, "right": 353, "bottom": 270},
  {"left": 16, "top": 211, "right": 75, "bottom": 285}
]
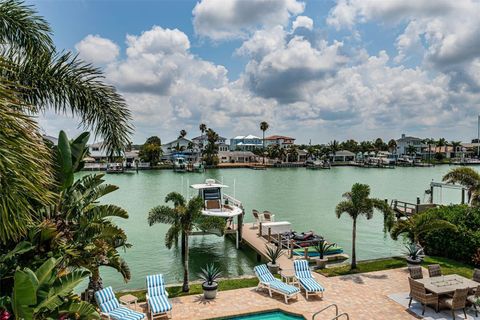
[
  {"left": 192, "top": 134, "right": 229, "bottom": 151},
  {"left": 395, "top": 134, "right": 425, "bottom": 155},
  {"left": 329, "top": 150, "right": 355, "bottom": 162},
  {"left": 88, "top": 142, "right": 110, "bottom": 162},
  {"left": 218, "top": 151, "right": 258, "bottom": 163},
  {"left": 161, "top": 137, "right": 201, "bottom": 162},
  {"left": 229, "top": 135, "right": 263, "bottom": 151},
  {"left": 265, "top": 135, "right": 295, "bottom": 148}
]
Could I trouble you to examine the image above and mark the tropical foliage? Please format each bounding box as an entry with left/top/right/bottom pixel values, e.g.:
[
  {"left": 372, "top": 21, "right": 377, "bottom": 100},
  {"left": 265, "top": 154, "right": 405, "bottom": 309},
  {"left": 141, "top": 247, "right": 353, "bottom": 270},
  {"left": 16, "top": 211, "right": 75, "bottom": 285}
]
[
  {"left": 139, "top": 136, "right": 162, "bottom": 165},
  {"left": 443, "top": 167, "right": 480, "bottom": 205},
  {"left": 148, "top": 193, "right": 225, "bottom": 292},
  {"left": 260, "top": 121, "right": 269, "bottom": 164},
  {"left": 335, "top": 183, "right": 394, "bottom": 269},
  {"left": 202, "top": 128, "right": 219, "bottom": 165}
]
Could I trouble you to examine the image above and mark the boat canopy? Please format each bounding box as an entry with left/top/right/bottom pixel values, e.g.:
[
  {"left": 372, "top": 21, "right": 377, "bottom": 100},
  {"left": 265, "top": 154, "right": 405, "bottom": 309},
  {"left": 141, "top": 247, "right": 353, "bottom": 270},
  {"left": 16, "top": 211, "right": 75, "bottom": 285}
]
[{"left": 190, "top": 179, "right": 229, "bottom": 190}]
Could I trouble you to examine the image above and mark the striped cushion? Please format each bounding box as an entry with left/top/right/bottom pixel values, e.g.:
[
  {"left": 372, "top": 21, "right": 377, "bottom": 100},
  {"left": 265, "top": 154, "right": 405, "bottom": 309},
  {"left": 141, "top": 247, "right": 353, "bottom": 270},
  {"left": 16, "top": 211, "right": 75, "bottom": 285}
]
[
  {"left": 148, "top": 295, "right": 172, "bottom": 314},
  {"left": 298, "top": 277, "right": 325, "bottom": 292},
  {"left": 95, "top": 287, "right": 119, "bottom": 313},
  {"left": 294, "top": 260, "right": 312, "bottom": 279},
  {"left": 108, "top": 306, "right": 145, "bottom": 320},
  {"left": 268, "top": 280, "right": 300, "bottom": 295},
  {"left": 254, "top": 264, "right": 275, "bottom": 283}
]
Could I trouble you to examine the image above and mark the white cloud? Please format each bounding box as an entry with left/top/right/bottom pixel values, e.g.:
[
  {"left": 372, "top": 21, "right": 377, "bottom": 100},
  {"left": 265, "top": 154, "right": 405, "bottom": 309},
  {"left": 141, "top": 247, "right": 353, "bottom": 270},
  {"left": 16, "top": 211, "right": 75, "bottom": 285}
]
[
  {"left": 292, "top": 16, "right": 313, "bottom": 31},
  {"left": 75, "top": 34, "right": 120, "bottom": 64},
  {"left": 192, "top": 0, "right": 305, "bottom": 40}
]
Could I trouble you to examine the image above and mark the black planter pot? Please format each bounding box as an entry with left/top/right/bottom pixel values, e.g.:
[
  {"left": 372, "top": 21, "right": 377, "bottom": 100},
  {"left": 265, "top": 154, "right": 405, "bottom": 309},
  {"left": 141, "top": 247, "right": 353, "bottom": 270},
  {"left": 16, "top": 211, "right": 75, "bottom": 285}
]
[
  {"left": 406, "top": 257, "right": 422, "bottom": 266},
  {"left": 202, "top": 282, "right": 218, "bottom": 299}
]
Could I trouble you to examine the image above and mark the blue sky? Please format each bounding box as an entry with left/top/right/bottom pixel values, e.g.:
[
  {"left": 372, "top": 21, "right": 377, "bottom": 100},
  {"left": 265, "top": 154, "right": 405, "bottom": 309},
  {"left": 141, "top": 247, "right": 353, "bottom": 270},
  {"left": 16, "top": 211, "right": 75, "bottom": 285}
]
[{"left": 32, "top": 0, "right": 480, "bottom": 144}]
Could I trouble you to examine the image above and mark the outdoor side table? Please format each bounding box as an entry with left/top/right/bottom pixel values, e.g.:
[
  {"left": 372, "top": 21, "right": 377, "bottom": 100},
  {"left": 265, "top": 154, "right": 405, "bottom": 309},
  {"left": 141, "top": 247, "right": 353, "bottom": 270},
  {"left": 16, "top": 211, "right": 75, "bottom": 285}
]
[
  {"left": 119, "top": 294, "right": 138, "bottom": 310},
  {"left": 280, "top": 269, "right": 297, "bottom": 285}
]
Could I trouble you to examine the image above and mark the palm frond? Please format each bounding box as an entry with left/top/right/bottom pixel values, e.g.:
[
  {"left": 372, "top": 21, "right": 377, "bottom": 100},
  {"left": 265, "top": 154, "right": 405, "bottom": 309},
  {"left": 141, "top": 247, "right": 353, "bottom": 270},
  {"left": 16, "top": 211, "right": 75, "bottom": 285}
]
[
  {"left": 87, "top": 204, "right": 128, "bottom": 220},
  {"left": 335, "top": 200, "right": 355, "bottom": 219},
  {"left": 148, "top": 206, "right": 178, "bottom": 226},
  {"left": 165, "top": 192, "right": 186, "bottom": 207}
]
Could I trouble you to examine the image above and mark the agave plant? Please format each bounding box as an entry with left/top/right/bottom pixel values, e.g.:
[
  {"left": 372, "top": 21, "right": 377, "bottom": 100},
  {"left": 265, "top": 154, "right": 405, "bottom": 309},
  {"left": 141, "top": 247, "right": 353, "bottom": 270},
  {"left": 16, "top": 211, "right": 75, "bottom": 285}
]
[
  {"left": 198, "top": 264, "right": 222, "bottom": 286},
  {"left": 404, "top": 243, "right": 423, "bottom": 261},
  {"left": 265, "top": 245, "right": 284, "bottom": 265},
  {"left": 315, "top": 239, "right": 337, "bottom": 260}
]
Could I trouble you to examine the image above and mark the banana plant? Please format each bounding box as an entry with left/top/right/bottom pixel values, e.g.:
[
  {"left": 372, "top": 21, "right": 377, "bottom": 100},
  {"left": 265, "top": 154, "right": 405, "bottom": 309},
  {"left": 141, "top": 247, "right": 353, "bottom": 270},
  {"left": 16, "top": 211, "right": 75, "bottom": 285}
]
[{"left": 11, "top": 257, "right": 99, "bottom": 320}]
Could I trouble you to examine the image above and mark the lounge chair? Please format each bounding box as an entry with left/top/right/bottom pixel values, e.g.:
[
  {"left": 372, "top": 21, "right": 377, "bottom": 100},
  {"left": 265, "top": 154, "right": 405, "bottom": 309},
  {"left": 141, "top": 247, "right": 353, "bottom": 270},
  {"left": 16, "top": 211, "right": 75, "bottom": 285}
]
[
  {"left": 146, "top": 274, "right": 172, "bottom": 319},
  {"left": 252, "top": 209, "right": 263, "bottom": 228},
  {"left": 467, "top": 285, "right": 480, "bottom": 317},
  {"left": 254, "top": 264, "right": 299, "bottom": 304},
  {"left": 428, "top": 264, "right": 442, "bottom": 277},
  {"left": 440, "top": 287, "right": 469, "bottom": 320},
  {"left": 95, "top": 286, "right": 146, "bottom": 320},
  {"left": 262, "top": 211, "right": 275, "bottom": 222},
  {"left": 293, "top": 260, "right": 325, "bottom": 299},
  {"left": 408, "top": 278, "right": 438, "bottom": 315},
  {"left": 473, "top": 268, "right": 480, "bottom": 283},
  {"left": 408, "top": 266, "right": 423, "bottom": 279}
]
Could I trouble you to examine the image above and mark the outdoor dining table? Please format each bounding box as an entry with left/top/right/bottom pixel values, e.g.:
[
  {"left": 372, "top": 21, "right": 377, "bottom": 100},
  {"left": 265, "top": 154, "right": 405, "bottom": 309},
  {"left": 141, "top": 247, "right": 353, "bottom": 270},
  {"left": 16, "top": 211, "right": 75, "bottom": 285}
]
[{"left": 416, "top": 274, "right": 478, "bottom": 295}]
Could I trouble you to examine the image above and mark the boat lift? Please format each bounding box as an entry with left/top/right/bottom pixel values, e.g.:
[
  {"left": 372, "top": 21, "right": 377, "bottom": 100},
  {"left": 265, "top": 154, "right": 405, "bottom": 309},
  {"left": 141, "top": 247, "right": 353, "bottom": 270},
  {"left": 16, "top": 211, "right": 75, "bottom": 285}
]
[{"left": 427, "top": 181, "right": 468, "bottom": 204}]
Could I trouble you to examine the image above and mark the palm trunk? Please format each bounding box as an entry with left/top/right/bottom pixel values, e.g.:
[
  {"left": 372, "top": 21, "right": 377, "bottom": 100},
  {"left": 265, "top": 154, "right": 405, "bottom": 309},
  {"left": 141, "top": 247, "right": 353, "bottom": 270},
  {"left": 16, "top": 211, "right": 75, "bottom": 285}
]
[
  {"left": 351, "top": 218, "right": 357, "bottom": 269},
  {"left": 181, "top": 231, "right": 186, "bottom": 261},
  {"left": 182, "top": 233, "right": 189, "bottom": 292},
  {"left": 262, "top": 131, "right": 265, "bottom": 165},
  {"left": 84, "top": 267, "right": 102, "bottom": 302}
]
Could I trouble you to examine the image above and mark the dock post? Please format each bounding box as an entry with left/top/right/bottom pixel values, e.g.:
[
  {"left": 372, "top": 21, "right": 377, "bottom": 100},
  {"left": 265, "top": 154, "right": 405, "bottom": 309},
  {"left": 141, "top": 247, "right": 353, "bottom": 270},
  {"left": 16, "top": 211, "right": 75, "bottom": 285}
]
[
  {"left": 430, "top": 185, "right": 434, "bottom": 204},
  {"left": 258, "top": 223, "right": 262, "bottom": 237},
  {"left": 461, "top": 189, "right": 465, "bottom": 204},
  {"left": 237, "top": 210, "right": 243, "bottom": 245},
  {"left": 236, "top": 230, "right": 239, "bottom": 249},
  {"left": 304, "top": 247, "right": 308, "bottom": 260},
  {"left": 268, "top": 228, "right": 271, "bottom": 243},
  {"left": 289, "top": 240, "right": 293, "bottom": 258}
]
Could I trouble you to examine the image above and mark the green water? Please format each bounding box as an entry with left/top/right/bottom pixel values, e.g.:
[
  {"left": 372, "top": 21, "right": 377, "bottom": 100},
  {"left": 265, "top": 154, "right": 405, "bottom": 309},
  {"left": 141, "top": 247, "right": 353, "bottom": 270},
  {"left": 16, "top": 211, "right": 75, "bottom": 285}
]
[
  {"left": 222, "top": 310, "right": 304, "bottom": 319},
  {"left": 84, "top": 166, "right": 463, "bottom": 291}
]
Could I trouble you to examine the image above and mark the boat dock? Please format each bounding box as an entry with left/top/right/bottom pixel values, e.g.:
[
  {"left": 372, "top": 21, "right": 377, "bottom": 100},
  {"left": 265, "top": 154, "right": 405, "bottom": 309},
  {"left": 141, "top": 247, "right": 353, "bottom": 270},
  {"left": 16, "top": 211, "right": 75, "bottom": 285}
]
[{"left": 240, "top": 222, "right": 348, "bottom": 269}]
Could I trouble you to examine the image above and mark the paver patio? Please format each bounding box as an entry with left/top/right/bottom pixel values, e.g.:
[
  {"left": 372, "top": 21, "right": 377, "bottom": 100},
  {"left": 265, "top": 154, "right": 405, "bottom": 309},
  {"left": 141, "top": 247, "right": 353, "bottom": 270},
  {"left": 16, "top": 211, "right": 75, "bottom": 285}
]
[{"left": 132, "top": 267, "right": 420, "bottom": 319}]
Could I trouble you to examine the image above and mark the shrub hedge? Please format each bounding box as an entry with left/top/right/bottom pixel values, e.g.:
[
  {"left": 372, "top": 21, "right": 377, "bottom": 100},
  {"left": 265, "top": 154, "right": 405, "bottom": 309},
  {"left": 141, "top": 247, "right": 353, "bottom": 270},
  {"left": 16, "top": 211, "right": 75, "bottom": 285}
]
[{"left": 422, "top": 205, "right": 480, "bottom": 265}]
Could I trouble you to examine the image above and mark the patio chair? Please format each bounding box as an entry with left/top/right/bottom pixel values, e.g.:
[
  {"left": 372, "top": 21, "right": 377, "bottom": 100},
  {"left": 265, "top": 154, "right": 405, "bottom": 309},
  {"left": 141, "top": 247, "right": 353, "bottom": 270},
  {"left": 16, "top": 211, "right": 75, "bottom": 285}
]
[
  {"left": 473, "top": 268, "right": 480, "bottom": 283},
  {"left": 428, "top": 264, "right": 442, "bottom": 277},
  {"left": 440, "top": 287, "right": 469, "bottom": 320},
  {"left": 467, "top": 285, "right": 480, "bottom": 317},
  {"left": 146, "top": 274, "right": 172, "bottom": 319},
  {"left": 254, "top": 264, "right": 299, "bottom": 304},
  {"left": 408, "top": 266, "right": 423, "bottom": 279},
  {"left": 95, "top": 286, "right": 146, "bottom": 320},
  {"left": 293, "top": 260, "right": 325, "bottom": 299},
  {"left": 408, "top": 278, "right": 438, "bottom": 315},
  {"left": 252, "top": 209, "right": 263, "bottom": 228},
  {"left": 262, "top": 211, "right": 275, "bottom": 222}
]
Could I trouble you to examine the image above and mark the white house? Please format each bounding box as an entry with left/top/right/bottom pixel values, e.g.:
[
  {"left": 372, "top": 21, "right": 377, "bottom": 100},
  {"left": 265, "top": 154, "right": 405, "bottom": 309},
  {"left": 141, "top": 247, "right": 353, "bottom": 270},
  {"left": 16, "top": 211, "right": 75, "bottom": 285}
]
[
  {"left": 192, "top": 134, "right": 229, "bottom": 151},
  {"left": 229, "top": 135, "right": 263, "bottom": 151},
  {"left": 161, "top": 137, "right": 200, "bottom": 162},
  {"left": 329, "top": 150, "right": 355, "bottom": 162},
  {"left": 265, "top": 135, "right": 295, "bottom": 148},
  {"left": 88, "top": 142, "right": 110, "bottom": 162},
  {"left": 218, "top": 151, "right": 258, "bottom": 163},
  {"left": 395, "top": 134, "right": 424, "bottom": 155}
]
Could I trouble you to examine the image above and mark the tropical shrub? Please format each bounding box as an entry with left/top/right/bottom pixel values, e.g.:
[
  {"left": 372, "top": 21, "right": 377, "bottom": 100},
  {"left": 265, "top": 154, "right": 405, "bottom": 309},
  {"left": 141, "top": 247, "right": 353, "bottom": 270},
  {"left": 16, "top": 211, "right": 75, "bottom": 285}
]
[{"left": 422, "top": 205, "right": 480, "bottom": 264}]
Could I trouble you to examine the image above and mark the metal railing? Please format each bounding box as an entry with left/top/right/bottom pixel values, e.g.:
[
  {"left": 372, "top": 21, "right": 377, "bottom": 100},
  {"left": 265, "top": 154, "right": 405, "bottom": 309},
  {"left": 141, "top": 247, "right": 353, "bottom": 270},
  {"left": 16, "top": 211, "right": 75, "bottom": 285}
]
[
  {"left": 312, "top": 304, "right": 338, "bottom": 320},
  {"left": 331, "top": 313, "right": 349, "bottom": 320},
  {"left": 223, "top": 193, "right": 242, "bottom": 209}
]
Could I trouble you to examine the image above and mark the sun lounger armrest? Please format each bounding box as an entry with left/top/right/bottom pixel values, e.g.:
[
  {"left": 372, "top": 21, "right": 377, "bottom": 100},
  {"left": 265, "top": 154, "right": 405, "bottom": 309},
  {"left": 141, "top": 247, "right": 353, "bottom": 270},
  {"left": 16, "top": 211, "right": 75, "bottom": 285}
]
[{"left": 100, "top": 312, "right": 111, "bottom": 320}]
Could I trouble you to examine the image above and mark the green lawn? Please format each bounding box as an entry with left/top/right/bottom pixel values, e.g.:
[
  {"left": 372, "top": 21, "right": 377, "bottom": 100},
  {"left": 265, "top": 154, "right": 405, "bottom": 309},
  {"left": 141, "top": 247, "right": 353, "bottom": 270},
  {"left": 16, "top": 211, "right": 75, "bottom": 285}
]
[
  {"left": 115, "top": 277, "right": 260, "bottom": 302},
  {"left": 317, "top": 256, "right": 475, "bottom": 278}
]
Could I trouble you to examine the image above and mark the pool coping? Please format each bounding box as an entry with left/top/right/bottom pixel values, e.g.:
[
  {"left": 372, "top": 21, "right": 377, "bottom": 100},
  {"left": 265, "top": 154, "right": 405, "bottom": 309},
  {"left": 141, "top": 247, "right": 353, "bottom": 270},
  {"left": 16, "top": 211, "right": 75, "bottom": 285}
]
[{"left": 210, "top": 308, "right": 307, "bottom": 319}]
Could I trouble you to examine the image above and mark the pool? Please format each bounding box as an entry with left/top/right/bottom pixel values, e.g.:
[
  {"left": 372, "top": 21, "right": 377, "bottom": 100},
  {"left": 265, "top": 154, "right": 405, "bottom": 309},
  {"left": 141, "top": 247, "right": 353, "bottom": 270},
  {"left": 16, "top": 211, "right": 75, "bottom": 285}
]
[{"left": 223, "top": 310, "right": 305, "bottom": 319}]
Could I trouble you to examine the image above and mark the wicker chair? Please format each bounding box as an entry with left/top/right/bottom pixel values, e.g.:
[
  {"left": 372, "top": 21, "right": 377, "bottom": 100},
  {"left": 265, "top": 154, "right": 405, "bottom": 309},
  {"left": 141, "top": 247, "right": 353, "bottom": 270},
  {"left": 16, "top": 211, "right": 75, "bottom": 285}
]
[
  {"left": 467, "top": 285, "right": 480, "bottom": 317},
  {"left": 428, "top": 264, "right": 442, "bottom": 277},
  {"left": 252, "top": 209, "right": 263, "bottom": 228},
  {"left": 408, "top": 278, "right": 438, "bottom": 315},
  {"left": 408, "top": 266, "right": 423, "bottom": 280},
  {"left": 473, "top": 268, "right": 480, "bottom": 283},
  {"left": 440, "top": 287, "right": 469, "bottom": 320}
]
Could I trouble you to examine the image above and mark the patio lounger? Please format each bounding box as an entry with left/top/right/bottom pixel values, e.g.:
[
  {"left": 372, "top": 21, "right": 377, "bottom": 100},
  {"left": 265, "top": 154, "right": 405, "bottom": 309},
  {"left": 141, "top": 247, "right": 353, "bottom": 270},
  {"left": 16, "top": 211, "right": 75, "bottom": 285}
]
[
  {"left": 95, "top": 286, "right": 145, "bottom": 320},
  {"left": 146, "top": 274, "right": 172, "bottom": 319},
  {"left": 254, "top": 264, "right": 299, "bottom": 304},
  {"left": 293, "top": 260, "right": 325, "bottom": 299}
]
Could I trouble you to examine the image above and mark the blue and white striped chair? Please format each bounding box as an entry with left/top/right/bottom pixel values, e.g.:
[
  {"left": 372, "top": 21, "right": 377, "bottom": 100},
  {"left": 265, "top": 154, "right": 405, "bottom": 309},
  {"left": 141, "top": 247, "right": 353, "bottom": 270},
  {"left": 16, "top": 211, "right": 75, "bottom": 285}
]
[
  {"left": 254, "top": 264, "right": 299, "bottom": 304},
  {"left": 94, "top": 286, "right": 145, "bottom": 320},
  {"left": 146, "top": 274, "right": 172, "bottom": 319},
  {"left": 293, "top": 260, "right": 325, "bottom": 299}
]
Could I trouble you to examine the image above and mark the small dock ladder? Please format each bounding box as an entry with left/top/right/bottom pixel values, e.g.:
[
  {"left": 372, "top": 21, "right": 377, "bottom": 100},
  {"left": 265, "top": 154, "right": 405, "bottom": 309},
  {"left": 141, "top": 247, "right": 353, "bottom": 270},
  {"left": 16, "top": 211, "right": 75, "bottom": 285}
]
[{"left": 312, "top": 304, "right": 350, "bottom": 320}]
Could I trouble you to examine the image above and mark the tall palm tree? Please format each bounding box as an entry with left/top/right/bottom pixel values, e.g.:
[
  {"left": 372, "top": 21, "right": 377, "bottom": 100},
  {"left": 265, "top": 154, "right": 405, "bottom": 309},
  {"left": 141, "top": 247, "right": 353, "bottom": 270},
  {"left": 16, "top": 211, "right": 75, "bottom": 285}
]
[
  {"left": 287, "top": 145, "right": 298, "bottom": 162},
  {"left": 148, "top": 193, "right": 224, "bottom": 292},
  {"left": 387, "top": 139, "right": 397, "bottom": 153},
  {"left": 199, "top": 123, "right": 207, "bottom": 149},
  {"left": 335, "top": 183, "right": 394, "bottom": 269},
  {"left": 260, "top": 121, "right": 269, "bottom": 165},
  {"left": 406, "top": 144, "right": 417, "bottom": 156},
  {"left": 0, "top": 1, "right": 132, "bottom": 243},
  {"left": 443, "top": 167, "right": 480, "bottom": 205},
  {"left": 179, "top": 129, "right": 187, "bottom": 139},
  {"left": 390, "top": 211, "right": 457, "bottom": 245},
  {"left": 450, "top": 141, "right": 462, "bottom": 158},
  {"left": 328, "top": 140, "right": 340, "bottom": 162},
  {"left": 436, "top": 138, "right": 447, "bottom": 154}
]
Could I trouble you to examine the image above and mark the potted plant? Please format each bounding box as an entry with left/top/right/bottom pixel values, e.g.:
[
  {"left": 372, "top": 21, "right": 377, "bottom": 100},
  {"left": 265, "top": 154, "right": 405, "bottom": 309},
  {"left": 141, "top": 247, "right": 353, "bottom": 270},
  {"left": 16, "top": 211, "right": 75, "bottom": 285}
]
[
  {"left": 198, "top": 263, "right": 222, "bottom": 299},
  {"left": 404, "top": 243, "right": 423, "bottom": 266},
  {"left": 265, "top": 245, "right": 284, "bottom": 274},
  {"left": 314, "top": 239, "right": 336, "bottom": 269}
]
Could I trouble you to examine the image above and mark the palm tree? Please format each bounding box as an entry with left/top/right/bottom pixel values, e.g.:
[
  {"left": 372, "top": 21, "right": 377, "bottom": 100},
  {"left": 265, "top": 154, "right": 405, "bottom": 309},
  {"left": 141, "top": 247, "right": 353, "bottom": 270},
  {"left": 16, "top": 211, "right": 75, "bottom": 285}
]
[
  {"left": 260, "top": 121, "right": 269, "bottom": 165},
  {"left": 335, "top": 183, "right": 394, "bottom": 269},
  {"left": 406, "top": 144, "right": 417, "bottom": 156},
  {"left": 443, "top": 167, "right": 480, "bottom": 205},
  {"left": 0, "top": 1, "right": 131, "bottom": 243},
  {"left": 390, "top": 211, "right": 457, "bottom": 245},
  {"left": 387, "top": 139, "right": 397, "bottom": 153},
  {"left": 436, "top": 138, "right": 447, "bottom": 154},
  {"left": 450, "top": 141, "right": 462, "bottom": 158},
  {"left": 287, "top": 145, "right": 298, "bottom": 162},
  {"left": 199, "top": 123, "right": 207, "bottom": 149},
  {"left": 329, "top": 140, "right": 340, "bottom": 162},
  {"left": 148, "top": 193, "right": 225, "bottom": 292},
  {"left": 422, "top": 138, "right": 435, "bottom": 162},
  {"left": 179, "top": 129, "right": 187, "bottom": 139},
  {"left": 278, "top": 147, "right": 287, "bottom": 163}
]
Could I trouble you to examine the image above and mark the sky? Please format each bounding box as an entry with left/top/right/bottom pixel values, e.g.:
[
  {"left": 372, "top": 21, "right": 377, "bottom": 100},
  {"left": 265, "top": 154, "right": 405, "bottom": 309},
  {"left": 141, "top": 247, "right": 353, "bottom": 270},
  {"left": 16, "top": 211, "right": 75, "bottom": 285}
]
[{"left": 31, "top": 0, "right": 480, "bottom": 144}]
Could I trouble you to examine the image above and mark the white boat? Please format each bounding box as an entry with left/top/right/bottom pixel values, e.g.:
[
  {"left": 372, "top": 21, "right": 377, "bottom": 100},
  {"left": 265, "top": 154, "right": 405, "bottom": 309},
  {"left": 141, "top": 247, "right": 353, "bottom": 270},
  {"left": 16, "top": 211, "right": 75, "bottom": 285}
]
[
  {"left": 106, "top": 162, "right": 124, "bottom": 173},
  {"left": 190, "top": 179, "right": 243, "bottom": 218},
  {"left": 377, "top": 151, "right": 396, "bottom": 165},
  {"left": 173, "top": 156, "right": 187, "bottom": 172}
]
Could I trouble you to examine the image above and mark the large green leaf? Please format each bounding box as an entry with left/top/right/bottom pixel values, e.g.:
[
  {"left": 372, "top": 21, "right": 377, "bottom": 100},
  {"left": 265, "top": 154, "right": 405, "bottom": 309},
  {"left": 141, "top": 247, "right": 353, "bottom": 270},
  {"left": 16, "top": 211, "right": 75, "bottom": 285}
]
[
  {"left": 60, "top": 300, "right": 100, "bottom": 319},
  {"left": 57, "top": 130, "right": 73, "bottom": 189},
  {"left": 34, "top": 257, "right": 57, "bottom": 286},
  {"left": 70, "top": 131, "right": 90, "bottom": 173},
  {"left": 0, "top": 241, "right": 33, "bottom": 263},
  {"left": 12, "top": 269, "right": 38, "bottom": 320}
]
